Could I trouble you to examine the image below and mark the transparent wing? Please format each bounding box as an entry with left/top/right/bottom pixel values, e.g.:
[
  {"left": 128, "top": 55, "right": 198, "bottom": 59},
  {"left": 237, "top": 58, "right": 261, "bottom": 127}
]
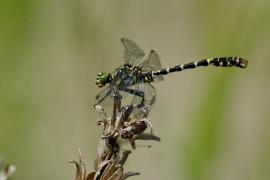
[
  {"left": 121, "top": 38, "right": 145, "bottom": 65},
  {"left": 139, "top": 50, "right": 164, "bottom": 83},
  {"left": 95, "top": 86, "right": 129, "bottom": 107},
  {"left": 131, "top": 83, "right": 157, "bottom": 115},
  {"left": 95, "top": 86, "right": 114, "bottom": 106}
]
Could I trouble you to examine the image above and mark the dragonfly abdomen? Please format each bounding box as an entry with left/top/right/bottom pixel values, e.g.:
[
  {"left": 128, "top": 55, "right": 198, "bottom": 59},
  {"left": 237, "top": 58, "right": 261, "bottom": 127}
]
[{"left": 151, "top": 57, "right": 248, "bottom": 77}]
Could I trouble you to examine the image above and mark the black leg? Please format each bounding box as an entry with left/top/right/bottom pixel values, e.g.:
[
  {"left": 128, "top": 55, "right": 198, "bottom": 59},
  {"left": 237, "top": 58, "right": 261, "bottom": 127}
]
[
  {"left": 94, "top": 89, "right": 112, "bottom": 107},
  {"left": 122, "top": 88, "right": 145, "bottom": 107}
]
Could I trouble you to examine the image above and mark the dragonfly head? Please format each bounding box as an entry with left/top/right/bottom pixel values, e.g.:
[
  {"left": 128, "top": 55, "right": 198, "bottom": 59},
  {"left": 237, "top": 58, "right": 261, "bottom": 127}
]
[{"left": 95, "top": 72, "right": 110, "bottom": 87}]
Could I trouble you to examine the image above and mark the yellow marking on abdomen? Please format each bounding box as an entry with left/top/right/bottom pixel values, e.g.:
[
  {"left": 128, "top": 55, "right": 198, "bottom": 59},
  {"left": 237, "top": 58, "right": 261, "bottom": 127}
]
[{"left": 180, "top": 65, "right": 184, "bottom": 70}]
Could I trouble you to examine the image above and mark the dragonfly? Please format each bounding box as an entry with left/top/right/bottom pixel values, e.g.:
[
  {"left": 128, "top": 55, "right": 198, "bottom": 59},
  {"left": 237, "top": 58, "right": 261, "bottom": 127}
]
[{"left": 95, "top": 38, "right": 248, "bottom": 112}]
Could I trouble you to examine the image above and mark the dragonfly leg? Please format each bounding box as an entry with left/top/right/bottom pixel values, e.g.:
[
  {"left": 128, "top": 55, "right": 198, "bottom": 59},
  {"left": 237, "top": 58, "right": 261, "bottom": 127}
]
[
  {"left": 94, "top": 89, "right": 112, "bottom": 107},
  {"left": 114, "top": 91, "right": 123, "bottom": 99},
  {"left": 123, "top": 88, "right": 145, "bottom": 108}
]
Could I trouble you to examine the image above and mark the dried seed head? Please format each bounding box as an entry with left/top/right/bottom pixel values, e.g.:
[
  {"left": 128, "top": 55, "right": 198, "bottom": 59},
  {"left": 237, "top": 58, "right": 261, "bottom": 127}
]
[{"left": 69, "top": 92, "right": 160, "bottom": 179}]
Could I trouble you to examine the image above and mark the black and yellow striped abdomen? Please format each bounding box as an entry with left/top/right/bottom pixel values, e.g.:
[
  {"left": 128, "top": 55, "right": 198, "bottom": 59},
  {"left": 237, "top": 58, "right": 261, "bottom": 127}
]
[{"left": 149, "top": 57, "right": 248, "bottom": 78}]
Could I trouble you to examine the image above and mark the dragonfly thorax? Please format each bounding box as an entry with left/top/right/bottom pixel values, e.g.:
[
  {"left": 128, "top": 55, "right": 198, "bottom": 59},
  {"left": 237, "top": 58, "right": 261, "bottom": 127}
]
[{"left": 110, "top": 63, "right": 144, "bottom": 88}]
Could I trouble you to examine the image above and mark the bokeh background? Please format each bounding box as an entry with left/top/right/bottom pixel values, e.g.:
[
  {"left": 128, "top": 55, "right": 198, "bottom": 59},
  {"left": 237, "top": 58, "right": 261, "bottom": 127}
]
[{"left": 0, "top": 0, "right": 269, "bottom": 179}]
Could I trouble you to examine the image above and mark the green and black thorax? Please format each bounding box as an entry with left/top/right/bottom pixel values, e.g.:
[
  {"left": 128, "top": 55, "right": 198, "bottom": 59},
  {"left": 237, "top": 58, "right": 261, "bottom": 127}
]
[{"left": 95, "top": 63, "right": 153, "bottom": 89}]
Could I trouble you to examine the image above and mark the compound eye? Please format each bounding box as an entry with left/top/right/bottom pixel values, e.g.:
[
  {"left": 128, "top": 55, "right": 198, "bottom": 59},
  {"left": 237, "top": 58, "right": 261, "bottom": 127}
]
[
  {"left": 97, "top": 73, "right": 109, "bottom": 85},
  {"left": 99, "top": 75, "right": 106, "bottom": 82}
]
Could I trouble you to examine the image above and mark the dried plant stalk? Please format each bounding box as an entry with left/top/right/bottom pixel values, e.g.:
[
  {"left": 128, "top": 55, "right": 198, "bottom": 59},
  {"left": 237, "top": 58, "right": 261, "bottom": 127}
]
[
  {"left": 69, "top": 93, "right": 160, "bottom": 180},
  {"left": 0, "top": 157, "right": 16, "bottom": 180}
]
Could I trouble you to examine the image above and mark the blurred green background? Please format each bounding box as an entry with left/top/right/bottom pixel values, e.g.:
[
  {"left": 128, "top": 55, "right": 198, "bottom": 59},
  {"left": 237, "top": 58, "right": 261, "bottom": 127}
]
[{"left": 0, "top": 0, "right": 269, "bottom": 179}]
